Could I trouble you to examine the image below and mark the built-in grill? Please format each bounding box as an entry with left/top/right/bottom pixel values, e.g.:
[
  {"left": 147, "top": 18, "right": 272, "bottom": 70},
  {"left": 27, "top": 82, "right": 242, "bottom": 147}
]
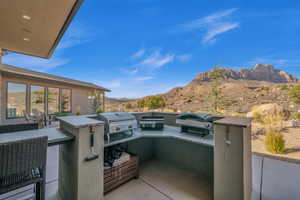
[
  {"left": 139, "top": 116, "right": 164, "bottom": 130},
  {"left": 176, "top": 113, "right": 223, "bottom": 137},
  {"left": 95, "top": 112, "right": 137, "bottom": 142}
]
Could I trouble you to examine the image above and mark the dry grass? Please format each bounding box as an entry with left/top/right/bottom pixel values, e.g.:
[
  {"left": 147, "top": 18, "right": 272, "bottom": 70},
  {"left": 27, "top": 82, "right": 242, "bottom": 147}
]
[{"left": 252, "top": 122, "right": 300, "bottom": 160}]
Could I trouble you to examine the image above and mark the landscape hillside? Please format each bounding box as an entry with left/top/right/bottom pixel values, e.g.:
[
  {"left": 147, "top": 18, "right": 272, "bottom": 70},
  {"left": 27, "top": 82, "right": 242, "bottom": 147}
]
[{"left": 106, "top": 64, "right": 300, "bottom": 116}]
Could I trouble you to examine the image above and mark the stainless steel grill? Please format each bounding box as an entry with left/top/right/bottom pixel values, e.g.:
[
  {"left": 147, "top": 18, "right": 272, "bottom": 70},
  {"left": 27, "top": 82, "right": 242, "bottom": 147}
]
[
  {"left": 139, "top": 116, "right": 164, "bottom": 130},
  {"left": 95, "top": 112, "right": 137, "bottom": 142},
  {"left": 176, "top": 113, "right": 223, "bottom": 137}
]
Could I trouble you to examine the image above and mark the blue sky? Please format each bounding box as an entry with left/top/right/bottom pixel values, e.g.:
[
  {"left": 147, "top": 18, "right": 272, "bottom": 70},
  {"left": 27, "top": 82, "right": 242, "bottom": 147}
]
[{"left": 3, "top": 0, "right": 300, "bottom": 98}]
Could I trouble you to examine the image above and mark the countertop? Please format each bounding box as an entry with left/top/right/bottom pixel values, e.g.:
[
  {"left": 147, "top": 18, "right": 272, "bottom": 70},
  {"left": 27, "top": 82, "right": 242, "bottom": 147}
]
[
  {"left": 0, "top": 128, "right": 74, "bottom": 146},
  {"left": 105, "top": 125, "right": 214, "bottom": 147}
]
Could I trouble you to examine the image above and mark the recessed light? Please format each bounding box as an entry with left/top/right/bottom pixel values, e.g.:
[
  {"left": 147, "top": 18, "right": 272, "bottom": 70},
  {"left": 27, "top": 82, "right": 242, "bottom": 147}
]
[
  {"left": 21, "top": 28, "right": 31, "bottom": 33},
  {"left": 23, "top": 38, "right": 30, "bottom": 42},
  {"left": 22, "top": 15, "right": 31, "bottom": 20}
]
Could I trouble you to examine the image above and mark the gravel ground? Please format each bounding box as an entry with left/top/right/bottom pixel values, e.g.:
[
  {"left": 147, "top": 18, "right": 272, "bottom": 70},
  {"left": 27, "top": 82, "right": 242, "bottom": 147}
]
[{"left": 252, "top": 122, "right": 300, "bottom": 162}]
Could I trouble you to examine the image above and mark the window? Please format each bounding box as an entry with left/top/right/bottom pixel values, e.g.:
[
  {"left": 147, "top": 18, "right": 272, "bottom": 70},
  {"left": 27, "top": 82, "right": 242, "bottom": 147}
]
[
  {"left": 7, "top": 82, "right": 27, "bottom": 118},
  {"left": 61, "top": 89, "right": 71, "bottom": 113},
  {"left": 48, "top": 87, "right": 59, "bottom": 114},
  {"left": 88, "top": 91, "right": 104, "bottom": 113},
  {"left": 30, "top": 85, "right": 45, "bottom": 114}
]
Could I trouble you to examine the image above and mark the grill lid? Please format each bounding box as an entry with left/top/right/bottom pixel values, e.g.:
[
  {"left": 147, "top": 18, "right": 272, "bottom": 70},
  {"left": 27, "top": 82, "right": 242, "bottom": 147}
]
[
  {"left": 176, "top": 113, "right": 224, "bottom": 123},
  {"left": 140, "top": 116, "right": 164, "bottom": 121},
  {"left": 98, "top": 112, "right": 136, "bottom": 122},
  {"left": 176, "top": 113, "right": 211, "bottom": 122}
]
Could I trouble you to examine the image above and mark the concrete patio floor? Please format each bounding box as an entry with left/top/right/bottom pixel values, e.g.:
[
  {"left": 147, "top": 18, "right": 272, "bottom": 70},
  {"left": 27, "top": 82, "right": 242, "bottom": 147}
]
[
  {"left": 2, "top": 143, "right": 300, "bottom": 200},
  {"left": 0, "top": 146, "right": 211, "bottom": 200},
  {"left": 105, "top": 160, "right": 212, "bottom": 200}
]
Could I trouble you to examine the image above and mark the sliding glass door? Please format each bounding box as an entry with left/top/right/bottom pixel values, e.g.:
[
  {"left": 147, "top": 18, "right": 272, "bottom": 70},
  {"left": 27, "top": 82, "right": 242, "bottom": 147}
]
[
  {"left": 48, "top": 87, "right": 60, "bottom": 114},
  {"left": 7, "top": 82, "right": 27, "bottom": 118},
  {"left": 30, "top": 85, "right": 45, "bottom": 114}
]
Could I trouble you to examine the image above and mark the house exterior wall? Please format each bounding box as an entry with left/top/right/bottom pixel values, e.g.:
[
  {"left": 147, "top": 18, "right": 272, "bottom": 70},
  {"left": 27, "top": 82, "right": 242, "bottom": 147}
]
[
  {"left": 0, "top": 71, "right": 3, "bottom": 124},
  {"left": 0, "top": 73, "right": 105, "bottom": 124}
]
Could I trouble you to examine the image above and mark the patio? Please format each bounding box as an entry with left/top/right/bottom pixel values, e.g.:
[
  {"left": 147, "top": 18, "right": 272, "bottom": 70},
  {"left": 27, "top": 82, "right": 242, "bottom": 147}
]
[
  {"left": 0, "top": 112, "right": 252, "bottom": 200},
  {"left": 2, "top": 146, "right": 300, "bottom": 200},
  {"left": 0, "top": 145, "right": 212, "bottom": 200}
]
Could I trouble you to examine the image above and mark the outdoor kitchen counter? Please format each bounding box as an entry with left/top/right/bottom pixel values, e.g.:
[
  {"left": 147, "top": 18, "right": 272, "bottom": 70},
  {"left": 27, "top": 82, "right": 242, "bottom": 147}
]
[
  {"left": 104, "top": 125, "right": 214, "bottom": 147},
  {"left": 0, "top": 128, "right": 74, "bottom": 146}
]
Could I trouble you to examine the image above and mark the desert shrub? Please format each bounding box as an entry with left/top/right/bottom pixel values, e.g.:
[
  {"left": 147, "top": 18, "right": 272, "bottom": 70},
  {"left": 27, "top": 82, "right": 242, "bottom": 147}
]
[
  {"left": 137, "top": 96, "right": 166, "bottom": 109},
  {"left": 288, "top": 84, "right": 300, "bottom": 104},
  {"left": 249, "top": 104, "right": 290, "bottom": 121},
  {"left": 208, "top": 67, "right": 226, "bottom": 79},
  {"left": 290, "top": 112, "right": 300, "bottom": 120},
  {"left": 280, "top": 85, "right": 289, "bottom": 91},
  {"left": 262, "top": 114, "right": 284, "bottom": 133},
  {"left": 252, "top": 112, "right": 264, "bottom": 123},
  {"left": 295, "top": 113, "right": 300, "bottom": 119},
  {"left": 260, "top": 114, "right": 286, "bottom": 154},
  {"left": 137, "top": 99, "right": 145, "bottom": 108},
  {"left": 125, "top": 103, "right": 133, "bottom": 109},
  {"left": 55, "top": 112, "right": 69, "bottom": 117},
  {"left": 265, "top": 132, "right": 285, "bottom": 154}
]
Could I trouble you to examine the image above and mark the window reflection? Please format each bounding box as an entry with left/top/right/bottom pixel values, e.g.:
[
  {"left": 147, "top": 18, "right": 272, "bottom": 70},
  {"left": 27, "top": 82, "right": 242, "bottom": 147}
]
[
  {"left": 61, "top": 89, "right": 71, "bottom": 113},
  {"left": 48, "top": 87, "right": 59, "bottom": 114},
  {"left": 7, "top": 82, "right": 26, "bottom": 118},
  {"left": 31, "top": 85, "right": 45, "bottom": 114}
]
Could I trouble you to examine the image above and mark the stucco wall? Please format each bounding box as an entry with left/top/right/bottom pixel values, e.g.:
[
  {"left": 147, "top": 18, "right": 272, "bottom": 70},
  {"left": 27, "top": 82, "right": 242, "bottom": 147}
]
[
  {"left": 0, "top": 71, "right": 3, "bottom": 124},
  {"left": 252, "top": 155, "right": 300, "bottom": 200},
  {"left": 0, "top": 73, "right": 104, "bottom": 124},
  {"left": 154, "top": 138, "right": 214, "bottom": 180}
]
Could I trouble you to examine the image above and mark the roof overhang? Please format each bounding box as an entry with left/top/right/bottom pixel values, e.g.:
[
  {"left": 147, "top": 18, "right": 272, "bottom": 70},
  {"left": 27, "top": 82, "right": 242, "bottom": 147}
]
[
  {"left": 0, "top": 64, "right": 111, "bottom": 92},
  {"left": 0, "top": 0, "right": 83, "bottom": 58}
]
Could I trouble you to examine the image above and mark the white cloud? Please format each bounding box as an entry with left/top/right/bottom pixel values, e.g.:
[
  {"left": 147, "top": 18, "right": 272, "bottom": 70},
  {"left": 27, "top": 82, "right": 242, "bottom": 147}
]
[
  {"left": 135, "top": 76, "right": 154, "bottom": 81},
  {"left": 129, "top": 68, "right": 139, "bottom": 74},
  {"left": 124, "top": 49, "right": 179, "bottom": 79},
  {"left": 3, "top": 53, "right": 69, "bottom": 72},
  {"left": 131, "top": 49, "right": 145, "bottom": 59},
  {"left": 203, "top": 22, "right": 239, "bottom": 43},
  {"left": 176, "top": 54, "right": 192, "bottom": 62},
  {"left": 138, "top": 50, "right": 174, "bottom": 69},
  {"left": 183, "top": 8, "right": 238, "bottom": 30},
  {"left": 182, "top": 8, "right": 239, "bottom": 43}
]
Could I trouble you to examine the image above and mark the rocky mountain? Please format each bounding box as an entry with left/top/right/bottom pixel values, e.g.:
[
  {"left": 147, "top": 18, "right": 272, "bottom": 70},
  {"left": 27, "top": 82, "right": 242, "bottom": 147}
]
[
  {"left": 105, "top": 97, "right": 134, "bottom": 110},
  {"left": 106, "top": 64, "right": 300, "bottom": 114},
  {"left": 191, "top": 64, "right": 299, "bottom": 84},
  {"left": 106, "top": 97, "right": 134, "bottom": 105}
]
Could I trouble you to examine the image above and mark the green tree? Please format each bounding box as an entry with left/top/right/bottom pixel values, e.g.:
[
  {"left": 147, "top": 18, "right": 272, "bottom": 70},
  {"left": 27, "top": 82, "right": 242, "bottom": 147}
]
[
  {"left": 145, "top": 96, "right": 166, "bottom": 109},
  {"left": 137, "top": 99, "right": 145, "bottom": 108},
  {"left": 89, "top": 90, "right": 103, "bottom": 114},
  {"left": 137, "top": 96, "right": 166, "bottom": 109},
  {"left": 207, "top": 67, "right": 226, "bottom": 113},
  {"left": 125, "top": 103, "right": 133, "bottom": 109},
  {"left": 288, "top": 84, "right": 300, "bottom": 104}
]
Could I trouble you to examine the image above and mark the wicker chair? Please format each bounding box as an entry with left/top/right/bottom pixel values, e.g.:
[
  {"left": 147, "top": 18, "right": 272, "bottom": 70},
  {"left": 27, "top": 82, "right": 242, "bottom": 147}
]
[{"left": 0, "top": 136, "right": 48, "bottom": 200}]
